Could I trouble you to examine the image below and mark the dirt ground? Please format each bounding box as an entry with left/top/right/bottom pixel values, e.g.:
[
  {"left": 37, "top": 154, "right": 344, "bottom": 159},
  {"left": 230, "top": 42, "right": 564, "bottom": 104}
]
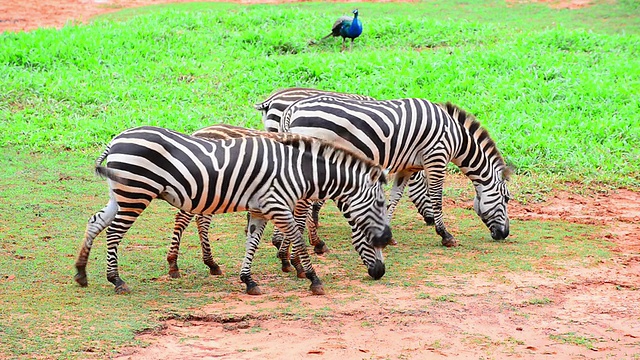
[{"left": 3, "top": 1, "right": 639, "bottom": 359}]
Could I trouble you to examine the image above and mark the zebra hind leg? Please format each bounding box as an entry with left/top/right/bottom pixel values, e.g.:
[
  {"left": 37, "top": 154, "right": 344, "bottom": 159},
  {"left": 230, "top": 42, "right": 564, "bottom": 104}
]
[
  {"left": 167, "top": 210, "right": 194, "bottom": 278},
  {"left": 75, "top": 198, "right": 118, "bottom": 287},
  {"left": 195, "top": 214, "right": 222, "bottom": 275}
]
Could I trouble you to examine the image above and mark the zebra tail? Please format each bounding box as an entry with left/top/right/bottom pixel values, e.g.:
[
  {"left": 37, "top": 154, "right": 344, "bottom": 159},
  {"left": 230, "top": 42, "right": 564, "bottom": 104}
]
[
  {"left": 95, "top": 165, "right": 129, "bottom": 185},
  {"left": 93, "top": 145, "right": 129, "bottom": 185},
  {"left": 254, "top": 101, "right": 269, "bottom": 111}
]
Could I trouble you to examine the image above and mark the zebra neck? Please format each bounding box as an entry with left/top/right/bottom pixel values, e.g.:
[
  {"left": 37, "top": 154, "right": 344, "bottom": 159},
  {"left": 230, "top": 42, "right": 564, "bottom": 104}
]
[{"left": 450, "top": 128, "right": 499, "bottom": 187}]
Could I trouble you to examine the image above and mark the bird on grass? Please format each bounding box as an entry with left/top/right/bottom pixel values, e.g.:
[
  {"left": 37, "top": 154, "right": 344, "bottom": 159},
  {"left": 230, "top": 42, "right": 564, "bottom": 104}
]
[{"left": 321, "top": 9, "right": 363, "bottom": 51}]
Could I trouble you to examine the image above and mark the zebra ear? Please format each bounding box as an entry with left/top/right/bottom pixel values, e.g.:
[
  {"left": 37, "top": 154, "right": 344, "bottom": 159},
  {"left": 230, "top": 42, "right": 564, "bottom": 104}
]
[{"left": 369, "top": 166, "right": 387, "bottom": 184}]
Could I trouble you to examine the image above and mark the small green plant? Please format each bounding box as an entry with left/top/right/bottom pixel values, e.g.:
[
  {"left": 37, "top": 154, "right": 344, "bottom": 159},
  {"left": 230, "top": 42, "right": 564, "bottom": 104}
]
[
  {"left": 550, "top": 332, "right": 598, "bottom": 350},
  {"left": 525, "top": 297, "right": 553, "bottom": 306}
]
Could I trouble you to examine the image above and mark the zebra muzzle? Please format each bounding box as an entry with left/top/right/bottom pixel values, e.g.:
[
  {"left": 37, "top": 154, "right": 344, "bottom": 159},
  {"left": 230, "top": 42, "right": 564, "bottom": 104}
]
[
  {"left": 490, "top": 225, "right": 509, "bottom": 240},
  {"left": 367, "top": 259, "right": 386, "bottom": 280}
]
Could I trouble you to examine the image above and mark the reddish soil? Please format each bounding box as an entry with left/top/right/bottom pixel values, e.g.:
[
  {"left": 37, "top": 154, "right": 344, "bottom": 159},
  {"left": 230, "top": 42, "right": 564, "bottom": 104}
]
[{"left": 3, "top": 1, "right": 639, "bottom": 359}]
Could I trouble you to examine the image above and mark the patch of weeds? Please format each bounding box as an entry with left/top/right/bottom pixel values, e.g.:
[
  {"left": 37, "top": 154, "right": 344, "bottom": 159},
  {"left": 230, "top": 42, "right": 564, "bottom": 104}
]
[
  {"left": 424, "top": 281, "right": 444, "bottom": 288},
  {"left": 513, "top": 311, "right": 530, "bottom": 319},
  {"left": 247, "top": 326, "right": 263, "bottom": 334},
  {"left": 506, "top": 336, "right": 525, "bottom": 345},
  {"left": 417, "top": 292, "right": 431, "bottom": 299},
  {"left": 434, "top": 294, "right": 457, "bottom": 303},
  {"left": 524, "top": 297, "right": 553, "bottom": 306},
  {"left": 361, "top": 321, "right": 374, "bottom": 328},
  {"left": 549, "top": 332, "right": 598, "bottom": 350}
]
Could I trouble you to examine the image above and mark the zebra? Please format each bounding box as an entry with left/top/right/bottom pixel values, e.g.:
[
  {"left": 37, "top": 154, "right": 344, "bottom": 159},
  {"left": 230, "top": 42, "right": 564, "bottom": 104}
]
[
  {"left": 167, "top": 124, "right": 322, "bottom": 278},
  {"left": 279, "top": 95, "right": 511, "bottom": 249},
  {"left": 254, "top": 87, "right": 377, "bottom": 258},
  {"left": 74, "top": 126, "right": 392, "bottom": 295},
  {"left": 255, "top": 87, "right": 375, "bottom": 133}
]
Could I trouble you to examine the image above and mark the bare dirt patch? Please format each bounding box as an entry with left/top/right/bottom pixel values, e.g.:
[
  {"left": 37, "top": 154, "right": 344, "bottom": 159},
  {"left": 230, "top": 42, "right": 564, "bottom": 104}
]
[
  {"left": 111, "top": 183, "right": 639, "bottom": 360},
  {"left": 3, "top": 1, "right": 638, "bottom": 359}
]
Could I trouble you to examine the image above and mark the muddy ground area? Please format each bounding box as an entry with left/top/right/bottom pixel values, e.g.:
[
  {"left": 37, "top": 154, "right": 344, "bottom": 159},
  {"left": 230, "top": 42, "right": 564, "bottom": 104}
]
[{"left": 2, "top": 1, "right": 638, "bottom": 358}]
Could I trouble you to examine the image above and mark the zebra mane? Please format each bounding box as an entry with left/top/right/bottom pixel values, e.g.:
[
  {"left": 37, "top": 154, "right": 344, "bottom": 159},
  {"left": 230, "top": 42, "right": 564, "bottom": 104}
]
[
  {"left": 273, "top": 133, "right": 384, "bottom": 176},
  {"left": 440, "top": 102, "right": 511, "bottom": 180}
]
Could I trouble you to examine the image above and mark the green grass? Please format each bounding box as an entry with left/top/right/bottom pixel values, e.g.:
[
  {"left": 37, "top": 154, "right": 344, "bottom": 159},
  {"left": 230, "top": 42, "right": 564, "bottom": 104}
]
[
  {"left": 0, "top": 0, "right": 639, "bottom": 189},
  {"left": 0, "top": 1, "right": 636, "bottom": 358}
]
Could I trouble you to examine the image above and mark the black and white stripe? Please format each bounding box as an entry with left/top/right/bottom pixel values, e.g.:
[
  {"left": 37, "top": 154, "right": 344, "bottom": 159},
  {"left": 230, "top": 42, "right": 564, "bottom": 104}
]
[
  {"left": 255, "top": 87, "right": 375, "bottom": 133},
  {"left": 74, "top": 126, "right": 392, "bottom": 295},
  {"left": 167, "top": 124, "right": 321, "bottom": 278},
  {"left": 281, "top": 96, "right": 511, "bottom": 247}
]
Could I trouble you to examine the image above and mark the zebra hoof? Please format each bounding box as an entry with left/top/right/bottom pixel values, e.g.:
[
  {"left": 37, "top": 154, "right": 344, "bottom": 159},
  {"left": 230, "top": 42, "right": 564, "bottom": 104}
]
[
  {"left": 168, "top": 270, "right": 181, "bottom": 279},
  {"left": 442, "top": 237, "right": 458, "bottom": 247},
  {"left": 246, "top": 285, "right": 262, "bottom": 296},
  {"left": 281, "top": 264, "right": 295, "bottom": 273},
  {"left": 209, "top": 266, "right": 223, "bottom": 276},
  {"left": 114, "top": 283, "right": 131, "bottom": 294},
  {"left": 74, "top": 273, "right": 88, "bottom": 287},
  {"left": 314, "top": 244, "right": 330, "bottom": 255},
  {"left": 310, "top": 284, "right": 325, "bottom": 295}
]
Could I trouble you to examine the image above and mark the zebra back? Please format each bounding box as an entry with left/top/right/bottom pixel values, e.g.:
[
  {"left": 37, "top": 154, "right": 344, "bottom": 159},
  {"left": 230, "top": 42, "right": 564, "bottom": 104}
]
[{"left": 255, "top": 87, "right": 375, "bottom": 133}]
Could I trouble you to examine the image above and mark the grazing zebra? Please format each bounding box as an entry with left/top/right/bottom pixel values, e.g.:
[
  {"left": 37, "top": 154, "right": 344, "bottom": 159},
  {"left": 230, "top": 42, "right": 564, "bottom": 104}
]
[
  {"left": 255, "top": 87, "right": 377, "bottom": 256},
  {"left": 167, "top": 124, "right": 321, "bottom": 278},
  {"left": 74, "top": 126, "right": 392, "bottom": 295},
  {"left": 280, "top": 95, "right": 511, "bottom": 248},
  {"left": 255, "top": 87, "right": 375, "bottom": 133}
]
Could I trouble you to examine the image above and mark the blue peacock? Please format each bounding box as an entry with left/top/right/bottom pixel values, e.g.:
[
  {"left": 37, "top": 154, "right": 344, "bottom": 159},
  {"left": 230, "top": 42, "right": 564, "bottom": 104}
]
[{"left": 322, "top": 9, "right": 363, "bottom": 51}]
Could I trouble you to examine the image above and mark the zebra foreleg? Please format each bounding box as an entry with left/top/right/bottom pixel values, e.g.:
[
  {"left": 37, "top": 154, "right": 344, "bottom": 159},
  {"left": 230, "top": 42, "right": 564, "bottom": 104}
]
[
  {"left": 308, "top": 201, "right": 329, "bottom": 255},
  {"left": 274, "top": 212, "right": 325, "bottom": 295},
  {"left": 283, "top": 200, "right": 317, "bottom": 278},
  {"left": 241, "top": 215, "right": 268, "bottom": 295},
  {"left": 74, "top": 198, "right": 117, "bottom": 288},
  {"left": 272, "top": 228, "right": 294, "bottom": 273},
  {"left": 385, "top": 172, "right": 412, "bottom": 246},
  {"left": 195, "top": 214, "right": 222, "bottom": 276},
  {"left": 167, "top": 210, "right": 195, "bottom": 278},
  {"left": 407, "top": 172, "right": 435, "bottom": 225},
  {"left": 425, "top": 164, "right": 457, "bottom": 247}
]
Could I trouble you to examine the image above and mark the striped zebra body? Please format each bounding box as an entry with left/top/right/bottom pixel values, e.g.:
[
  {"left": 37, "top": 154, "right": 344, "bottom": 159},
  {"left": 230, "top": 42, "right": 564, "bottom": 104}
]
[
  {"left": 281, "top": 95, "right": 511, "bottom": 246},
  {"left": 168, "top": 124, "right": 320, "bottom": 278},
  {"left": 255, "top": 87, "right": 375, "bottom": 133},
  {"left": 74, "top": 126, "right": 392, "bottom": 295}
]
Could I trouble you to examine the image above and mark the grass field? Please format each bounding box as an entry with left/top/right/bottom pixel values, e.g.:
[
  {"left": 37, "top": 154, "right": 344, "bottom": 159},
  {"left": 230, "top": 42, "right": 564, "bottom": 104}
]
[{"left": 0, "top": 0, "right": 638, "bottom": 358}]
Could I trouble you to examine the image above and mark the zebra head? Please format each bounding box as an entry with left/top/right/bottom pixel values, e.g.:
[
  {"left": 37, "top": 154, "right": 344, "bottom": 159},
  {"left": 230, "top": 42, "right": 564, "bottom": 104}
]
[
  {"left": 473, "top": 167, "right": 512, "bottom": 240},
  {"left": 336, "top": 166, "right": 392, "bottom": 280}
]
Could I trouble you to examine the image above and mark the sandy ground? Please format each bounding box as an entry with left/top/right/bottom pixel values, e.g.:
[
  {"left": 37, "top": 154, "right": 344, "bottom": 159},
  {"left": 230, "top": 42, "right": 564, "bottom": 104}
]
[
  {"left": 3, "top": 1, "right": 638, "bottom": 359},
  {"left": 110, "top": 187, "right": 640, "bottom": 360}
]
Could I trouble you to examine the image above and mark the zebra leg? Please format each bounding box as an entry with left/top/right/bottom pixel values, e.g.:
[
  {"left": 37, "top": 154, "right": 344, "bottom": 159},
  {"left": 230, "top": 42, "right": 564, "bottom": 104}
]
[
  {"left": 385, "top": 171, "right": 413, "bottom": 245},
  {"left": 407, "top": 171, "right": 435, "bottom": 225},
  {"left": 272, "top": 228, "right": 294, "bottom": 273},
  {"left": 167, "top": 210, "right": 194, "bottom": 278},
  {"left": 74, "top": 198, "right": 118, "bottom": 288},
  {"left": 308, "top": 201, "right": 329, "bottom": 255},
  {"left": 105, "top": 208, "right": 145, "bottom": 294},
  {"left": 195, "top": 214, "right": 222, "bottom": 275},
  {"left": 290, "top": 200, "right": 316, "bottom": 278},
  {"left": 425, "top": 163, "right": 457, "bottom": 247},
  {"left": 274, "top": 213, "right": 325, "bottom": 295},
  {"left": 240, "top": 214, "right": 268, "bottom": 295}
]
